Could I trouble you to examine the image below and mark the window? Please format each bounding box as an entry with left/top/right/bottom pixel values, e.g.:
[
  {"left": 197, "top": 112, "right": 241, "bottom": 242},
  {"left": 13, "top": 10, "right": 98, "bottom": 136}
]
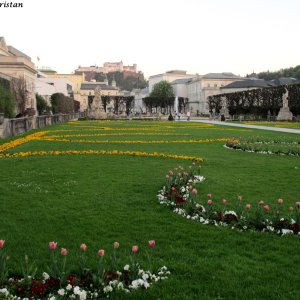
[{"left": 214, "top": 84, "right": 218, "bottom": 88}]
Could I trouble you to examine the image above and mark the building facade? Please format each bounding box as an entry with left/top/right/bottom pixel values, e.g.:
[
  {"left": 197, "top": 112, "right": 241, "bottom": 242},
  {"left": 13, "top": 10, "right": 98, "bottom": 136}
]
[
  {"left": 0, "top": 37, "right": 37, "bottom": 114},
  {"left": 187, "top": 73, "right": 244, "bottom": 115},
  {"left": 148, "top": 70, "right": 195, "bottom": 93}
]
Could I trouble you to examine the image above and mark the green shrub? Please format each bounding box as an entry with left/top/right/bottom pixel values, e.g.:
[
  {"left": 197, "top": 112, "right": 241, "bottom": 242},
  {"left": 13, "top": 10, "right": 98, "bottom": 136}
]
[{"left": 0, "top": 83, "right": 15, "bottom": 118}]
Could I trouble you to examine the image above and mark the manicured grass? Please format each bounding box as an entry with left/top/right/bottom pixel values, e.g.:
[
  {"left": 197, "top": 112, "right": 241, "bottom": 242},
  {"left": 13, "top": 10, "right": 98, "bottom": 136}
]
[{"left": 0, "top": 120, "right": 300, "bottom": 299}]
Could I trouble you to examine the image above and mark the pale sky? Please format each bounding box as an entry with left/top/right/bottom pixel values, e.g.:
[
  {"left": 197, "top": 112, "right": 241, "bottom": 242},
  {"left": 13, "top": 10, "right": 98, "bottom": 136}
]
[{"left": 1, "top": 0, "right": 299, "bottom": 78}]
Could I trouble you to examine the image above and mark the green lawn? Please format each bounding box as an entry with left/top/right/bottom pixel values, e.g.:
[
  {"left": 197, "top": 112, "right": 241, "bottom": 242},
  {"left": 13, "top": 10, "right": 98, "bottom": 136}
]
[{"left": 0, "top": 120, "right": 300, "bottom": 299}]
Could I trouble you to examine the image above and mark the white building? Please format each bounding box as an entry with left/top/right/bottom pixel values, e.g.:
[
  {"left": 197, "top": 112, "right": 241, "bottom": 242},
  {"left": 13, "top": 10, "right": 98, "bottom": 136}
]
[
  {"left": 187, "top": 73, "right": 244, "bottom": 115},
  {"left": 148, "top": 70, "right": 195, "bottom": 93}
]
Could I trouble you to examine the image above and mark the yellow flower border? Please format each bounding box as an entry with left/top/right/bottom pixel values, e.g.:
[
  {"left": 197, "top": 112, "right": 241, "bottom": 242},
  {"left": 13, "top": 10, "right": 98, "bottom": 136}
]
[
  {"left": 0, "top": 149, "right": 204, "bottom": 162},
  {"left": 36, "top": 137, "right": 228, "bottom": 144},
  {"left": 0, "top": 131, "right": 48, "bottom": 153}
]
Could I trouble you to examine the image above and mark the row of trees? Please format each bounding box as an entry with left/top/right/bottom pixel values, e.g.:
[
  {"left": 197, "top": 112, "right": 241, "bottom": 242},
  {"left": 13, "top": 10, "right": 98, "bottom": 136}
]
[
  {"left": 252, "top": 65, "right": 300, "bottom": 81},
  {"left": 142, "top": 80, "right": 188, "bottom": 114},
  {"left": 99, "top": 96, "right": 134, "bottom": 115},
  {"left": 208, "top": 83, "right": 300, "bottom": 116}
]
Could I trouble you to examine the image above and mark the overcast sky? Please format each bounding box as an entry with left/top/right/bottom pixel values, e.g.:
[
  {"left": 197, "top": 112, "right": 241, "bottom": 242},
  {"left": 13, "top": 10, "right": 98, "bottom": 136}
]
[{"left": 1, "top": 0, "right": 299, "bottom": 78}]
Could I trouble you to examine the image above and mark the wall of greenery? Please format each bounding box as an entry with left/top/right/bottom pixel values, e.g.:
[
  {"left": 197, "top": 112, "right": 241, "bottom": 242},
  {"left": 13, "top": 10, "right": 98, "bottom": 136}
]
[{"left": 208, "top": 83, "right": 300, "bottom": 117}]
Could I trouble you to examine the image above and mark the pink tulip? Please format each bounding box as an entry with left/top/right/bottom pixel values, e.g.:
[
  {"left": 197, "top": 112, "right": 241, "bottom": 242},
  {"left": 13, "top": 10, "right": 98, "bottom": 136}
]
[
  {"left": 166, "top": 175, "right": 170, "bottom": 180},
  {"left": 192, "top": 188, "right": 198, "bottom": 195},
  {"left": 245, "top": 204, "right": 251, "bottom": 210},
  {"left": 259, "top": 200, "right": 264, "bottom": 206},
  {"left": 263, "top": 205, "right": 270, "bottom": 212},
  {"left": 296, "top": 202, "right": 300, "bottom": 208},
  {"left": 237, "top": 196, "right": 242, "bottom": 202},
  {"left": 168, "top": 170, "right": 173, "bottom": 176},
  {"left": 188, "top": 166, "right": 192, "bottom": 170},
  {"left": 114, "top": 242, "right": 120, "bottom": 249},
  {"left": 192, "top": 162, "right": 196, "bottom": 165},
  {"left": 184, "top": 172, "right": 188, "bottom": 177},
  {"left": 177, "top": 173, "right": 181, "bottom": 177},
  {"left": 49, "top": 241, "right": 57, "bottom": 250},
  {"left": 98, "top": 249, "right": 105, "bottom": 257},
  {"left": 171, "top": 186, "right": 176, "bottom": 191},
  {"left": 189, "top": 185, "right": 193, "bottom": 190},
  {"left": 207, "top": 193, "right": 212, "bottom": 198},
  {"left": 61, "top": 248, "right": 68, "bottom": 256},
  {"left": 80, "top": 244, "right": 87, "bottom": 252},
  {"left": 208, "top": 199, "right": 213, "bottom": 205},
  {"left": 0, "top": 240, "right": 5, "bottom": 249},
  {"left": 277, "top": 198, "right": 283, "bottom": 205},
  {"left": 222, "top": 199, "right": 227, "bottom": 205},
  {"left": 148, "top": 240, "right": 155, "bottom": 248},
  {"left": 132, "top": 245, "right": 138, "bottom": 253},
  {"left": 174, "top": 168, "right": 178, "bottom": 171}
]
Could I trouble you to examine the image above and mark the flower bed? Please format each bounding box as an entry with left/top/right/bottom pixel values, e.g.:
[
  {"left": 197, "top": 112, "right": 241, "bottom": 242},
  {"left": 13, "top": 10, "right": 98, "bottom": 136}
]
[
  {"left": 0, "top": 241, "right": 169, "bottom": 299},
  {"left": 226, "top": 136, "right": 300, "bottom": 156},
  {"left": 157, "top": 164, "right": 300, "bottom": 236}
]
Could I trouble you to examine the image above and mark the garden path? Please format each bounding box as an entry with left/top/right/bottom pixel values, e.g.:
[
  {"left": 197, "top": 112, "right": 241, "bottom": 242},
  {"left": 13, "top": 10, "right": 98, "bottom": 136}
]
[{"left": 179, "top": 119, "right": 300, "bottom": 134}]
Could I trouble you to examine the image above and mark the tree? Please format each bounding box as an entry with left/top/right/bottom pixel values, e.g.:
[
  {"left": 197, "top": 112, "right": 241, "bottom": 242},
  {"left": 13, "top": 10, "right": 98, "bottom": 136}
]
[
  {"left": 10, "top": 76, "right": 28, "bottom": 114},
  {"left": 36, "top": 94, "right": 48, "bottom": 115},
  {"left": 50, "top": 93, "right": 74, "bottom": 114},
  {"left": 150, "top": 80, "right": 174, "bottom": 98},
  {"left": 0, "top": 82, "right": 15, "bottom": 118}
]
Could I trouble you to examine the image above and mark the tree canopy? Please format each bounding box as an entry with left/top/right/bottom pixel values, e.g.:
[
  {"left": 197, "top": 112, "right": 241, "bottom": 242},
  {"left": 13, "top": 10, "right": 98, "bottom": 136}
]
[{"left": 150, "top": 80, "right": 174, "bottom": 98}]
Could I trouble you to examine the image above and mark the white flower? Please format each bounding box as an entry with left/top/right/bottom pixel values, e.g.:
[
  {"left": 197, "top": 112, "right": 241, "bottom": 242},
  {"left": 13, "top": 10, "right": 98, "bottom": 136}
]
[
  {"left": 103, "top": 285, "right": 113, "bottom": 293},
  {"left": 142, "top": 273, "right": 149, "bottom": 281},
  {"left": 73, "top": 286, "right": 81, "bottom": 295},
  {"left": 282, "top": 229, "right": 293, "bottom": 235},
  {"left": 117, "top": 282, "right": 124, "bottom": 290},
  {"left": 58, "top": 289, "right": 65, "bottom": 296},
  {"left": 79, "top": 290, "right": 87, "bottom": 300},
  {"left": 42, "top": 272, "right": 50, "bottom": 280},
  {"left": 124, "top": 264, "right": 130, "bottom": 271},
  {"left": 48, "top": 297, "right": 56, "bottom": 300},
  {"left": 0, "top": 288, "right": 9, "bottom": 296},
  {"left": 66, "top": 284, "right": 72, "bottom": 290},
  {"left": 144, "top": 281, "right": 150, "bottom": 289},
  {"left": 224, "top": 211, "right": 237, "bottom": 217}
]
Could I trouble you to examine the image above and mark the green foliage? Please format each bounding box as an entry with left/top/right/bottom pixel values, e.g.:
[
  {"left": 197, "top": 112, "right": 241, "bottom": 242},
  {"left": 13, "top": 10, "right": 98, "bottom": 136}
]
[
  {"left": 150, "top": 80, "right": 174, "bottom": 99},
  {"left": 208, "top": 83, "right": 300, "bottom": 116},
  {"left": 94, "top": 71, "right": 147, "bottom": 91},
  {"left": 0, "top": 80, "right": 15, "bottom": 118},
  {"left": 254, "top": 65, "right": 300, "bottom": 80},
  {"left": 50, "top": 93, "right": 74, "bottom": 114},
  {"left": 100, "top": 96, "right": 134, "bottom": 113},
  {"left": 36, "top": 94, "right": 48, "bottom": 115}
]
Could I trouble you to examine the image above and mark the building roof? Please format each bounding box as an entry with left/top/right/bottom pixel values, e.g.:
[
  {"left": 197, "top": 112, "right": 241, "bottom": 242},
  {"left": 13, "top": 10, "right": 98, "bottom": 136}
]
[
  {"left": 7, "top": 46, "right": 31, "bottom": 61},
  {"left": 271, "top": 77, "right": 298, "bottom": 86},
  {"left": 222, "top": 79, "right": 275, "bottom": 89},
  {"left": 171, "top": 78, "right": 193, "bottom": 84},
  {"left": 80, "top": 83, "right": 118, "bottom": 90},
  {"left": 202, "top": 72, "right": 242, "bottom": 79}
]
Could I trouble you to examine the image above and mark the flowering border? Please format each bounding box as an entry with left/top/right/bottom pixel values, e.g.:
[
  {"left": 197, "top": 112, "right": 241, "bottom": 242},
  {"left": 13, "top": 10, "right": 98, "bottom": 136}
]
[
  {"left": 0, "top": 241, "right": 170, "bottom": 299},
  {"left": 157, "top": 165, "right": 300, "bottom": 236}
]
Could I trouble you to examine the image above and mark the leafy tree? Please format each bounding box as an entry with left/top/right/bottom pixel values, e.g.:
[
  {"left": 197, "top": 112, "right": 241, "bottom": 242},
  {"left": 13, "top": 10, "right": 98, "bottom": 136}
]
[
  {"left": 36, "top": 94, "right": 48, "bottom": 115},
  {"left": 50, "top": 93, "right": 74, "bottom": 114},
  {"left": 150, "top": 80, "right": 174, "bottom": 98},
  {"left": 0, "top": 83, "right": 15, "bottom": 118}
]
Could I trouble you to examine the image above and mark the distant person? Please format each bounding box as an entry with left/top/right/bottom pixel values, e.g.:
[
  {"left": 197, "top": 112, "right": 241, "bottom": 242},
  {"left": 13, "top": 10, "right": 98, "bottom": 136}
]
[
  {"left": 187, "top": 111, "right": 191, "bottom": 121},
  {"left": 178, "top": 112, "right": 181, "bottom": 121},
  {"left": 168, "top": 113, "right": 174, "bottom": 121}
]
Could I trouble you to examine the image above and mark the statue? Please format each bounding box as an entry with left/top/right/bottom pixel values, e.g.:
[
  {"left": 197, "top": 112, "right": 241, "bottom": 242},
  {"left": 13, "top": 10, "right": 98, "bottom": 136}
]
[
  {"left": 89, "top": 86, "right": 107, "bottom": 119},
  {"left": 282, "top": 87, "right": 289, "bottom": 108},
  {"left": 277, "top": 87, "right": 293, "bottom": 121}
]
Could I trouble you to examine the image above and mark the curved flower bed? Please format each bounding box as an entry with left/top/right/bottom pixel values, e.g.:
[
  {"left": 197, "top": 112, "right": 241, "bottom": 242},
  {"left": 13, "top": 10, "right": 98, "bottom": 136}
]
[
  {"left": 0, "top": 241, "right": 169, "bottom": 299},
  {"left": 157, "top": 164, "right": 300, "bottom": 236},
  {"left": 226, "top": 136, "right": 300, "bottom": 156}
]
